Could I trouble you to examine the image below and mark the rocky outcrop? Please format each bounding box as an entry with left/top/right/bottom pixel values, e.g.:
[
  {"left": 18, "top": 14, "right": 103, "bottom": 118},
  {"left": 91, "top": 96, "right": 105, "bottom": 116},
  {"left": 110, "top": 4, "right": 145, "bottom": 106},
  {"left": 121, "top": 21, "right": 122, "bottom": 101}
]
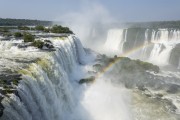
[
  {"left": 79, "top": 76, "right": 95, "bottom": 84},
  {"left": 0, "top": 73, "right": 22, "bottom": 117},
  {"left": 169, "top": 43, "right": 180, "bottom": 67}
]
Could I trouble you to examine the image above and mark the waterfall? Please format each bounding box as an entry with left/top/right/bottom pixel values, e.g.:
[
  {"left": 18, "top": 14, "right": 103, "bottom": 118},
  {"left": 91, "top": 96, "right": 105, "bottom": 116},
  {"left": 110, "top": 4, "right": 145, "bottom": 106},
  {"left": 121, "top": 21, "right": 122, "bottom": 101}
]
[
  {"left": 120, "top": 29, "right": 127, "bottom": 53},
  {"left": 104, "top": 29, "right": 124, "bottom": 54},
  {"left": 140, "top": 29, "right": 150, "bottom": 60},
  {"left": 104, "top": 28, "right": 180, "bottom": 67},
  {"left": 148, "top": 43, "right": 174, "bottom": 65},
  {"left": 0, "top": 36, "right": 91, "bottom": 120},
  {"left": 148, "top": 29, "right": 179, "bottom": 66}
]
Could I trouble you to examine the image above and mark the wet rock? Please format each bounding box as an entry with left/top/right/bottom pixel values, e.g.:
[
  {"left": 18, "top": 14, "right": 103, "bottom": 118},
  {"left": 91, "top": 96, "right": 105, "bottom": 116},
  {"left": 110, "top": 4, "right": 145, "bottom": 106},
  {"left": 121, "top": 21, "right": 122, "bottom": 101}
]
[
  {"left": 163, "top": 98, "right": 177, "bottom": 113},
  {"left": 79, "top": 76, "right": 95, "bottom": 84},
  {"left": 138, "top": 85, "right": 148, "bottom": 91},
  {"left": 93, "top": 64, "right": 103, "bottom": 72},
  {"left": 0, "top": 96, "right": 4, "bottom": 117},
  {"left": 166, "top": 84, "right": 180, "bottom": 94},
  {"left": 0, "top": 74, "right": 22, "bottom": 81}
]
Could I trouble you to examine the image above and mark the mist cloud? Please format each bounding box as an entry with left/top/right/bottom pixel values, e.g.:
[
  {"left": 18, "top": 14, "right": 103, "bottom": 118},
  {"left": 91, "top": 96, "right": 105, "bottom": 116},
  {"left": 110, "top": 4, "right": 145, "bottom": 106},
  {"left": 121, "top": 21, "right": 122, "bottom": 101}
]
[{"left": 55, "top": 1, "right": 117, "bottom": 47}]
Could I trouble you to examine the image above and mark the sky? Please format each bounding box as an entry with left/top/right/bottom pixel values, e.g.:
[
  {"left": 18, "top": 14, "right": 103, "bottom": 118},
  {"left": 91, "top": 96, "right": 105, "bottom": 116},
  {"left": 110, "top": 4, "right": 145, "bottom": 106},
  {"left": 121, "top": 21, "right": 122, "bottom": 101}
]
[{"left": 0, "top": 0, "right": 180, "bottom": 22}]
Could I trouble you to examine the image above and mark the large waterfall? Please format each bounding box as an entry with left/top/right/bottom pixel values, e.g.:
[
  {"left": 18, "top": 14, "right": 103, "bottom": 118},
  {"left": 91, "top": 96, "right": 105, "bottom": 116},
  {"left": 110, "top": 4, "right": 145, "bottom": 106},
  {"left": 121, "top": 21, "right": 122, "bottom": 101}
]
[
  {"left": 0, "top": 35, "right": 96, "bottom": 120},
  {"left": 104, "top": 29, "right": 125, "bottom": 54},
  {"left": 0, "top": 34, "right": 133, "bottom": 120},
  {"left": 104, "top": 28, "right": 180, "bottom": 67}
]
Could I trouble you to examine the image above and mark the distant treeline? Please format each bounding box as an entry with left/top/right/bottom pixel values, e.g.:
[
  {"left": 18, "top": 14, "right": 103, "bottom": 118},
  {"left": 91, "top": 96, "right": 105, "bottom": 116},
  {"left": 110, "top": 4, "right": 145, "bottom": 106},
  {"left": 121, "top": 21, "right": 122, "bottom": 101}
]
[
  {"left": 0, "top": 18, "right": 52, "bottom": 26},
  {"left": 127, "top": 21, "right": 180, "bottom": 29}
]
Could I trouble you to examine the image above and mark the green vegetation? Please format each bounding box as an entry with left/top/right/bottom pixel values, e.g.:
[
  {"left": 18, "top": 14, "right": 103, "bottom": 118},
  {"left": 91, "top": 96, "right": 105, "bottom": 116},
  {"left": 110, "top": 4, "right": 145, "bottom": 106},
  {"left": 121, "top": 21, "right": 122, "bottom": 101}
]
[
  {"left": 23, "top": 33, "right": 35, "bottom": 42},
  {"left": 0, "top": 27, "right": 9, "bottom": 33},
  {"left": 14, "top": 32, "right": 23, "bottom": 38},
  {"left": 135, "top": 59, "right": 159, "bottom": 73},
  {"left": 44, "top": 28, "right": 50, "bottom": 33},
  {"left": 18, "top": 26, "right": 30, "bottom": 30},
  {"left": 99, "top": 56, "right": 160, "bottom": 73},
  {"left": 0, "top": 18, "right": 52, "bottom": 26},
  {"left": 5, "top": 89, "right": 14, "bottom": 94},
  {"left": 34, "top": 25, "right": 51, "bottom": 33},
  {"left": 18, "top": 69, "right": 33, "bottom": 77},
  {"left": 0, "top": 80, "right": 5, "bottom": 85},
  {"left": 115, "top": 57, "right": 160, "bottom": 73},
  {"left": 127, "top": 20, "right": 180, "bottom": 29},
  {"left": 36, "top": 58, "right": 51, "bottom": 72},
  {"left": 32, "top": 40, "right": 44, "bottom": 49},
  {"left": 17, "top": 25, "right": 73, "bottom": 34},
  {"left": 12, "top": 80, "right": 18, "bottom": 86},
  {"left": 51, "top": 25, "right": 73, "bottom": 34},
  {"left": 3, "top": 85, "right": 13, "bottom": 94},
  {"left": 2, "top": 32, "right": 12, "bottom": 37},
  {"left": 0, "top": 27, "right": 13, "bottom": 37},
  {"left": 35, "top": 25, "right": 45, "bottom": 31}
]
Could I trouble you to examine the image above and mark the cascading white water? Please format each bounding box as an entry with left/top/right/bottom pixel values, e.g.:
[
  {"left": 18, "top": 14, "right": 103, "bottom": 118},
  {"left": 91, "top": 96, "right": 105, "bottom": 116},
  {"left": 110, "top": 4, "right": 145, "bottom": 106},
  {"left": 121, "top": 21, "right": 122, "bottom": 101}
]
[
  {"left": 0, "top": 36, "right": 92, "bottom": 120},
  {"left": 140, "top": 29, "right": 150, "bottom": 60},
  {"left": 0, "top": 35, "right": 132, "bottom": 120},
  {"left": 104, "top": 28, "right": 180, "bottom": 66},
  {"left": 121, "top": 29, "right": 127, "bottom": 53},
  {"left": 104, "top": 29, "right": 124, "bottom": 54},
  {"left": 148, "top": 29, "right": 180, "bottom": 66},
  {"left": 149, "top": 43, "right": 174, "bottom": 65},
  {"left": 178, "top": 58, "right": 180, "bottom": 69}
]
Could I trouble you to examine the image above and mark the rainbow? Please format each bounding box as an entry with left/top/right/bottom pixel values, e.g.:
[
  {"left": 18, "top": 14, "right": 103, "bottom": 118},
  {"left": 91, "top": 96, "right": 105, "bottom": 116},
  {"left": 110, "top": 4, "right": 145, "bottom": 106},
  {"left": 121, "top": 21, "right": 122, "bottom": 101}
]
[{"left": 96, "top": 42, "right": 155, "bottom": 79}]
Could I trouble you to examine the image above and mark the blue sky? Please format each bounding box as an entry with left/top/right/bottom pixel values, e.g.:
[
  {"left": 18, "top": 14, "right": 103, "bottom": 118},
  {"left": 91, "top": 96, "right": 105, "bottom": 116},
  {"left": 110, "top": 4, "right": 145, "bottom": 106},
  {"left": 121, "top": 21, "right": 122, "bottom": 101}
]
[{"left": 0, "top": 0, "right": 180, "bottom": 22}]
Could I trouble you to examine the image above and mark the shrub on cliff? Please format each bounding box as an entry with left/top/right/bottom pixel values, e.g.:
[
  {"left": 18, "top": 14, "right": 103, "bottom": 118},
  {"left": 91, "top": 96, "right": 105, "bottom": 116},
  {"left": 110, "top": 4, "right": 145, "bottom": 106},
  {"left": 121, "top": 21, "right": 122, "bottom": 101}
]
[
  {"left": 18, "top": 26, "right": 30, "bottom": 30},
  {"left": 35, "top": 25, "right": 45, "bottom": 31},
  {"left": 32, "top": 40, "right": 44, "bottom": 49},
  {"left": 0, "top": 27, "right": 9, "bottom": 32},
  {"left": 23, "top": 33, "right": 35, "bottom": 42},
  {"left": 14, "top": 32, "right": 23, "bottom": 38},
  {"left": 100, "top": 56, "right": 159, "bottom": 73},
  {"left": 135, "top": 59, "right": 159, "bottom": 73},
  {"left": 51, "top": 25, "right": 73, "bottom": 34},
  {"left": 44, "top": 28, "right": 50, "bottom": 33},
  {"left": 2, "top": 32, "right": 12, "bottom": 37}
]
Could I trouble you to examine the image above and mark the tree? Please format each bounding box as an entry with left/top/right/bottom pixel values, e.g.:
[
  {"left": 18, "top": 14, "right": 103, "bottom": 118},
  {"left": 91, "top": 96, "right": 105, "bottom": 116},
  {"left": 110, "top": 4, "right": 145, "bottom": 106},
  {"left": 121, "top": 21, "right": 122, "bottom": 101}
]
[
  {"left": 18, "top": 26, "right": 30, "bottom": 30},
  {"left": 32, "top": 40, "right": 44, "bottom": 49},
  {"left": 35, "top": 25, "right": 45, "bottom": 31},
  {"left": 23, "top": 33, "right": 35, "bottom": 42},
  {"left": 51, "top": 25, "right": 73, "bottom": 34},
  {"left": 14, "top": 32, "right": 23, "bottom": 38}
]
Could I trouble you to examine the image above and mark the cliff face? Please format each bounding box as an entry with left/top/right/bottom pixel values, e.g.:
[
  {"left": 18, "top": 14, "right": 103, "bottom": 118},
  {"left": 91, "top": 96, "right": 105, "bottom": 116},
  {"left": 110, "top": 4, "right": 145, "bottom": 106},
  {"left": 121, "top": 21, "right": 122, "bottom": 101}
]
[{"left": 169, "top": 44, "right": 180, "bottom": 67}]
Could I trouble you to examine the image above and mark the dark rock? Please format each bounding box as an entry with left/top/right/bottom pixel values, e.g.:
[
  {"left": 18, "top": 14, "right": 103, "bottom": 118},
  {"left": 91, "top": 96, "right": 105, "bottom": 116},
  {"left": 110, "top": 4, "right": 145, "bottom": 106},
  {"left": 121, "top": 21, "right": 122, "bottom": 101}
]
[
  {"left": 0, "top": 96, "right": 4, "bottom": 117},
  {"left": 166, "top": 84, "right": 180, "bottom": 94},
  {"left": 79, "top": 76, "right": 95, "bottom": 84},
  {"left": 0, "top": 74, "right": 21, "bottom": 81},
  {"left": 44, "top": 40, "right": 52, "bottom": 43}
]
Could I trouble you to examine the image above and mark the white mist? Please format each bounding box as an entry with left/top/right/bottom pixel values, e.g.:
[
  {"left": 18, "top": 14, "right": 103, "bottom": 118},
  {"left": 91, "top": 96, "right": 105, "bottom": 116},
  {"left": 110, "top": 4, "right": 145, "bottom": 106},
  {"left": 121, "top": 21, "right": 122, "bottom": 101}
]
[{"left": 81, "top": 79, "right": 132, "bottom": 120}]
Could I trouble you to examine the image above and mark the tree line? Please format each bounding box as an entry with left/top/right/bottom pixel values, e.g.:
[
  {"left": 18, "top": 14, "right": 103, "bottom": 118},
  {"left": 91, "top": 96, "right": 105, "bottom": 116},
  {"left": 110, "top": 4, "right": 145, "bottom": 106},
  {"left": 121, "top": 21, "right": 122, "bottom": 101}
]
[{"left": 0, "top": 18, "right": 52, "bottom": 26}]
